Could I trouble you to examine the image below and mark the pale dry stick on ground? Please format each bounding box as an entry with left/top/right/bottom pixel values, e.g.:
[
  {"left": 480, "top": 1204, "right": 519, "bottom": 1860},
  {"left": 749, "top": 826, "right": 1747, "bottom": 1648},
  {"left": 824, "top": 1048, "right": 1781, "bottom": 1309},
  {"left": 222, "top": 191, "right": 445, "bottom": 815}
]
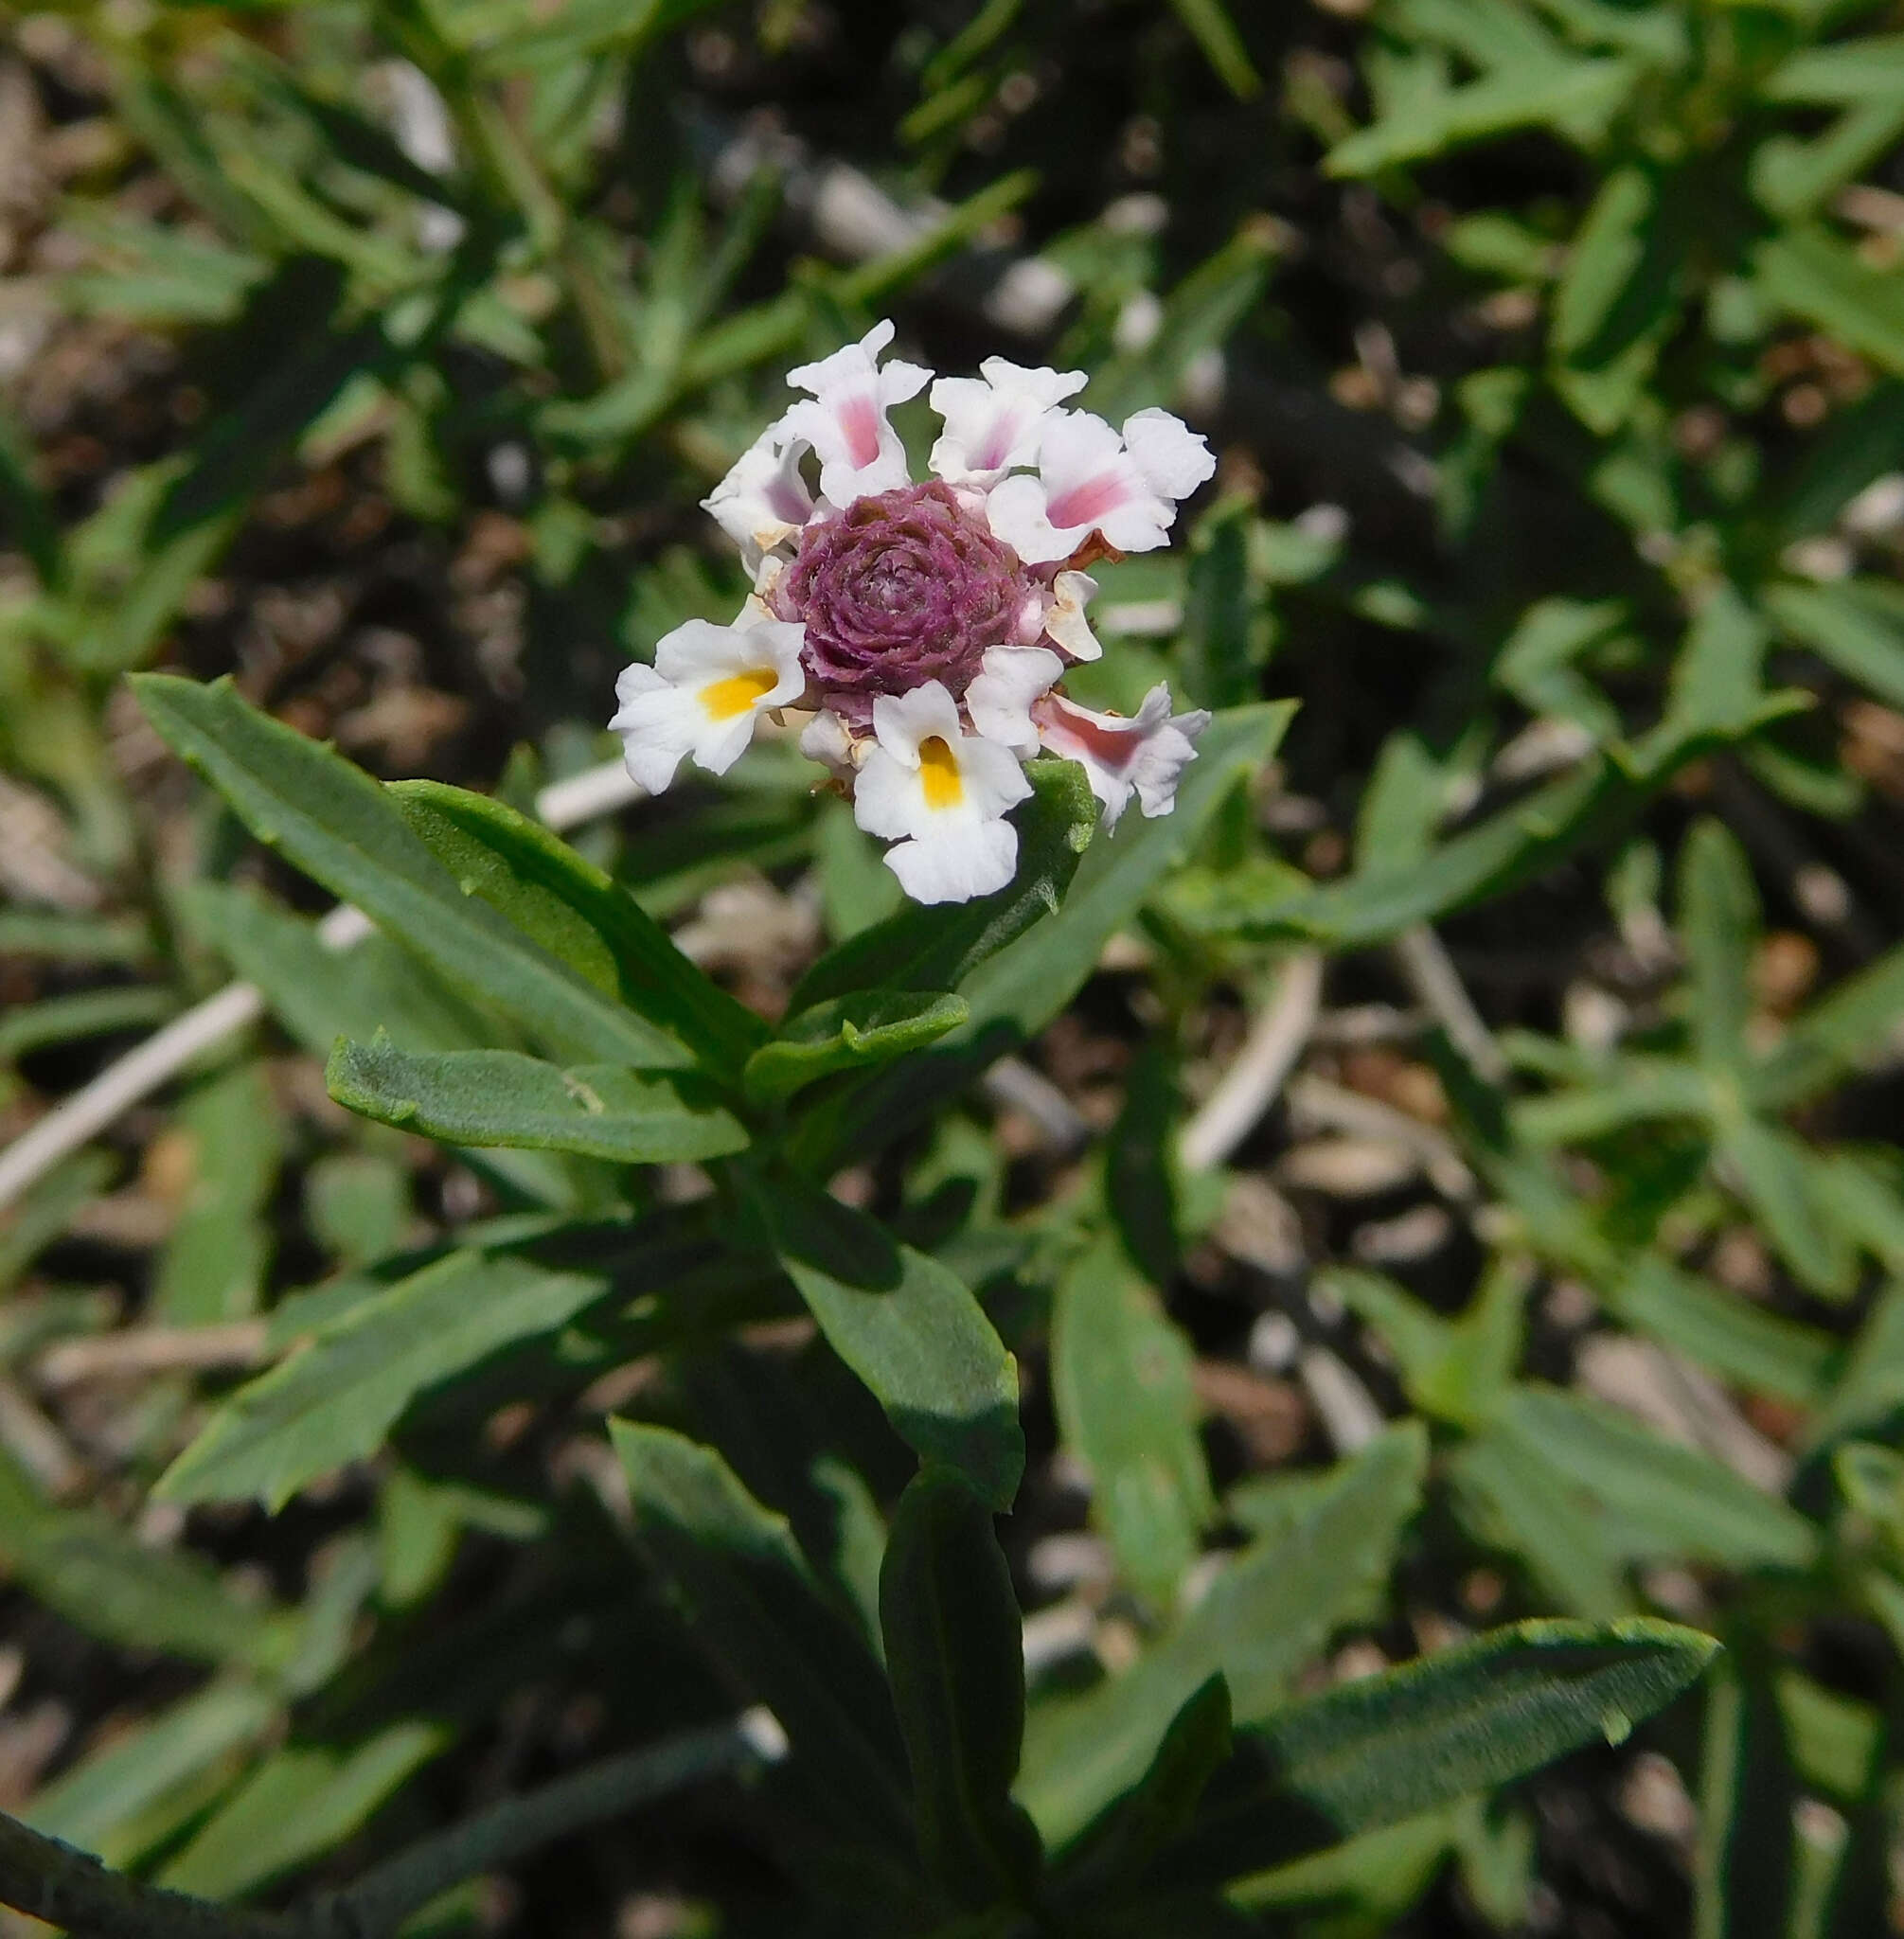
[
  {"left": 1178, "top": 950, "right": 1325, "bottom": 1173},
  {"left": 1391, "top": 923, "right": 1508, "bottom": 1087},
  {"left": 35, "top": 1321, "right": 271, "bottom": 1390},
  {"left": 0, "top": 760, "right": 644, "bottom": 1219}
]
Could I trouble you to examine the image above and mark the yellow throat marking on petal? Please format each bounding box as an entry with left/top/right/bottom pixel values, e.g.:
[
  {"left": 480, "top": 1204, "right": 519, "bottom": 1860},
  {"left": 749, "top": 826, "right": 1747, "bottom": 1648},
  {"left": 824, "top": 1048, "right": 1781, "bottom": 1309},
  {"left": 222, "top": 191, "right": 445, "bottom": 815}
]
[
  {"left": 701, "top": 667, "right": 780, "bottom": 720},
  {"left": 917, "top": 736, "right": 965, "bottom": 810}
]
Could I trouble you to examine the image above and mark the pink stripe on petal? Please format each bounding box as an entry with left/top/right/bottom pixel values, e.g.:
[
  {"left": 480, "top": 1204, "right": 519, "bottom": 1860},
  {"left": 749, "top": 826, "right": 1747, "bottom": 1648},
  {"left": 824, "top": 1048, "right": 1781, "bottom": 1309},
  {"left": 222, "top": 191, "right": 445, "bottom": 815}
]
[
  {"left": 840, "top": 393, "right": 882, "bottom": 467},
  {"left": 1044, "top": 470, "right": 1132, "bottom": 532}
]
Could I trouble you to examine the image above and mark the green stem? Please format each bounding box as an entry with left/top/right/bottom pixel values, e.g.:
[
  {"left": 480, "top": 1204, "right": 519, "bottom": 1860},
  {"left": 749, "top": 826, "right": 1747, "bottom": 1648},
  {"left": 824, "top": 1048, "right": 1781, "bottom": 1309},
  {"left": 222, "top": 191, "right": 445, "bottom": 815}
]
[
  {"left": 0, "top": 1812, "right": 287, "bottom": 1939},
  {"left": 311, "top": 1720, "right": 763, "bottom": 1937}
]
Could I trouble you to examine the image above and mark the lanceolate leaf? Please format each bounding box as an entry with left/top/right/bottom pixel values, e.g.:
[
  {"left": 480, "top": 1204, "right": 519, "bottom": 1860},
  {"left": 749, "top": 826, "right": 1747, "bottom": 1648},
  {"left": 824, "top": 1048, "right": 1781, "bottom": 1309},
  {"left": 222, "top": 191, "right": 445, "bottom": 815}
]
[
  {"left": 750, "top": 1171, "right": 1023, "bottom": 1510},
  {"left": 1154, "top": 1620, "right": 1718, "bottom": 1887},
  {"left": 390, "top": 779, "right": 766, "bottom": 1080},
  {"left": 0, "top": 1451, "right": 297, "bottom": 1672},
  {"left": 1020, "top": 1423, "right": 1426, "bottom": 1847},
  {"left": 328, "top": 1038, "right": 749, "bottom": 1165},
  {"left": 157, "top": 1252, "right": 612, "bottom": 1509},
  {"left": 880, "top": 1470, "right": 1042, "bottom": 1908},
  {"left": 742, "top": 990, "right": 970, "bottom": 1107},
  {"left": 129, "top": 676, "right": 689, "bottom": 1070},
  {"left": 609, "top": 1420, "right": 916, "bottom": 1864},
  {"left": 1052, "top": 1237, "right": 1211, "bottom": 1609}
]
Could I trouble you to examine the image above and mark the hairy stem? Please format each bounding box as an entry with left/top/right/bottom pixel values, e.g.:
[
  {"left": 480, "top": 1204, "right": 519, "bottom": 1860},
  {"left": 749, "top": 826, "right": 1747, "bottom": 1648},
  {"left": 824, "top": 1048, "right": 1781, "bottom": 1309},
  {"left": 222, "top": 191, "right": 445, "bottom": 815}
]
[
  {"left": 0, "top": 1812, "right": 286, "bottom": 1939},
  {"left": 310, "top": 1720, "right": 765, "bottom": 1938}
]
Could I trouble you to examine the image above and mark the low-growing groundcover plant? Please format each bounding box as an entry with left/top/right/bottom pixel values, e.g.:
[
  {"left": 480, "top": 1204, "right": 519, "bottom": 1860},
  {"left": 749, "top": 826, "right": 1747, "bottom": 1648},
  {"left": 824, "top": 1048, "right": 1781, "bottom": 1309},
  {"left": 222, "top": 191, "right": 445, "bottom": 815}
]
[{"left": 7, "top": 0, "right": 1904, "bottom": 1934}]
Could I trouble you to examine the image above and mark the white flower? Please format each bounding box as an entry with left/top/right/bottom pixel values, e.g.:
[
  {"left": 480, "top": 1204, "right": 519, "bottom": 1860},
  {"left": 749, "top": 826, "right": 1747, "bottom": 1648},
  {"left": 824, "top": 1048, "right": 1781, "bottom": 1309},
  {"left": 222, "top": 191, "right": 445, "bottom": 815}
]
[
  {"left": 782, "top": 319, "right": 932, "bottom": 506},
  {"left": 703, "top": 418, "right": 817, "bottom": 565},
  {"left": 612, "top": 617, "right": 807, "bottom": 792},
  {"left": 1043, "top": 569, "right": 1103, "bottom": 661},
  {"left": 985, "top": 407, "right": 1216, "bottom": 564},
  {"left": 798, "top": 706, "right": 859, "bottom": 778},
  {"left": 928, "top": 358, "right": 1087, "bottom": 487},
  {"left": 853, "top": 682, "right": 1033, "bottom": 903},
  {"left": 965, "top": 646, "right": 1062, "bottom": 756},
  {"left": 1034, "top": 685, "right": 1211, "bottom": 827}
]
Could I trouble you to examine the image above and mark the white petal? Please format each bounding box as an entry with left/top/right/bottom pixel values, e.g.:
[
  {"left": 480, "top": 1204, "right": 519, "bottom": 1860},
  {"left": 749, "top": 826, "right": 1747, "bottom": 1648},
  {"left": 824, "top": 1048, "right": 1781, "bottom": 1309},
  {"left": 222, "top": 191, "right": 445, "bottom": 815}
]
[
  {"left": 884, "top": 820, "right": 1019, "bottom": 904},
  {"left": 851, "top": 745, "right": 919, "bottom": 841},
  {"left": 1035, "top": 685, "right": 1204, "bottom": 828},
  {"left": 1025, "top": 408, "right": 1170, "bottom": 556},
  {"left": 984, "top": 474, "right": 1072, "bottom": 565},
  {"left": 799, "top": 707, "right": 858, "bottom": 775},
  {"left": 928, "top": 360, "right": 1087, "bottom": 486},
  {"left": 870, "top": 681, "right": 964, "bottom": 766},
  {"left": 966, "top": 647, "right": 1061, "bottom": 756},
  {"left": 620, "top": 617, "right": 807, "bottom": 786},
  {"left": 1122, "top": 408, "right": 1216, "bottom": 500},
  {"left": 880, "top": 358, "right": 934, "bottom": 405},
  {"left": 1131, "top": 703, "right": 1211, "bottom": 818},
  {"left": 786, "top": 318, "right": 895, "bottom": 396},
  {"left": 702, "top": 418, "right": 816, "bottom": 563},
  {"left": 1044, "top": 571, "right": 1103, "bottom": 662},
  {"left": 958, "top": 733, "right": 1036, "bottom": 820},
  {"left": 783, "top": 320, "right": 928, "bottom": 505},
  {"left": 611, "top": 665, "right": 702, "bottom": 793}
]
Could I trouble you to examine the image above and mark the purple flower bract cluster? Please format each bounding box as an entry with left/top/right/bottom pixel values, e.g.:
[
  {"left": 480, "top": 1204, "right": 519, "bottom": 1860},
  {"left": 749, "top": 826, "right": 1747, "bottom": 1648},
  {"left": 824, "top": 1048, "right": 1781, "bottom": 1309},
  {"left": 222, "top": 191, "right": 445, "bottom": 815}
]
[{"left": 780, "top": 480, "right": 1035, "bottom": 723}]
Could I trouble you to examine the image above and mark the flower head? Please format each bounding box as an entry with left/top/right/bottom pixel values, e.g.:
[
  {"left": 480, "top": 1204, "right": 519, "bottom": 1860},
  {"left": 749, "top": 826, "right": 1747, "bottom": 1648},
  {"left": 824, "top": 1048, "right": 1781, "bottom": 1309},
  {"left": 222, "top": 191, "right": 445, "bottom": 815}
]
[
  {"left": 781, "top": 481, "right": 1038, "bottom": 724},
  {"left": 614, "top": 320, "right": 1220, "bottom": 903}
]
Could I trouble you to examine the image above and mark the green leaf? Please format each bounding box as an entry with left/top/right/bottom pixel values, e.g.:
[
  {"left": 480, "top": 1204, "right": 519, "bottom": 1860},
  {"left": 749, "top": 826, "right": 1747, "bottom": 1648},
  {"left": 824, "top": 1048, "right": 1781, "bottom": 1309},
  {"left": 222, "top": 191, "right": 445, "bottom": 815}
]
[
  {"left": 1328, "top": 52, "right": 1636, "bottom": 176},
  {"left": 1697, "top": 1663, "right": 1795, "bottom": 1939},
  {"left": 151, "top": 1061, "right": 281, "bottom": 1324},
  {"left": 1768, "top": 579, "right": 1904, "bottom": 711},
  {"left": 151, "top": 257, "right": 385, "bottom": 543},
  {"left": 1321, "top": 1258, "right": 1525, "bottom": 1428},
  {"left": 609, "top": 1419, "right": 916, "bottom": 1862},
  {"left": 1049, "top": 1677, "right": 1234, "bottom": 1906},
  {"left": 183, "top": 881, "right": 485, "bottom": 1057},
  {"left": 390, "top": 779, "right": 765, "bottom": 1080},
  {"left": 157, "top": 1251, "right": 610, "bottom": 1509},
  {"left": 0, "top": 1459, "right": 295, "bottom": 1671},
  {"left": 880, "top": 1469, "right": 1042, "bottom": 1908},
  {"left": 1052, "top": 1237, "right": 1211, "bottom": 1608},
  {"left": 1679, "top": 819, "right": 1760, "bottom": 1072},
  {"left": 1717, "top": 1115, "right": 1856, "bottom": 1298},
  {"left": 1153, "top": 1619, "right": 1717, "bottom": 1885},
  {"left": 130, "top": 675, "right": 688, "bottom": 1070},
  {"left": 1511, "top": 1055, "right": 1712, "bottom": 1144},
  {"left": 961, "top": 705, "right": 1293, "bottom": 1042},
  {"left": 1551, "top": 166, "right": 1683, "bottom": 434},
  {"left": 742, "top": 991, "right": 970, "bottom": 1107},
  {"left": 1490, "top": 1386, "right": 1818, "bottom": 1571},
  {"left": 1182, "top": 497, "right": 1266, "bottom": 710},
  {"left": 749, "top": 1172, "right": 1023, "bottom": 1510},
  {"left": 1166, "top": 0, "right": 1261, "bottom": 98},
  {"left": 1448, "top": 1428, "right": 1635, "bottom": 1617},
  {"left": 1755, "top": 226, "right": 1904, "bottom": 377},
  {"left": 160, "top": 1723, "right": 446, "bottom": 1899},
  {"left": 26, "top": 1681, "right": 280, "bottom": 1869},
  {"left": 1105, "top": 1043, "right": 1185, "bottom": 1289},
  {"left": 1757, "top": 941, "right": 1904, "bottom": 1108},
  {"left": 183, "top": 882, "right": 589, "bottom": 1212},
  {"left": 1020, "top": 1422, "right": 1425, "bottom": 1847},
  {"left": 327, "top": 1038, "right": 748, "bottom": 1165}
]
